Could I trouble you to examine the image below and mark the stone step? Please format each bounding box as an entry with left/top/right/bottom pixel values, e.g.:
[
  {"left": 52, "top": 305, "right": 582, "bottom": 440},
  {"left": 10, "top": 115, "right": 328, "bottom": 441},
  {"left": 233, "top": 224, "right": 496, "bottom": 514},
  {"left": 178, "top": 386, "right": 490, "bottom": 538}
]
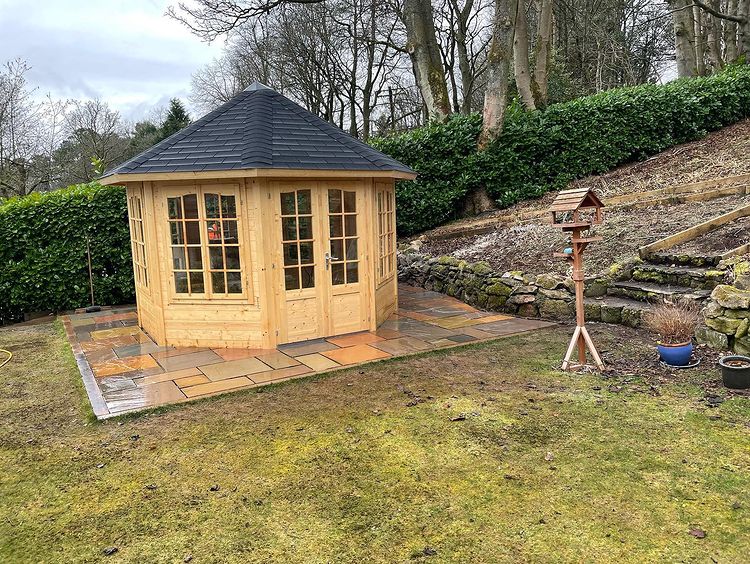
[
  {"left": 584, "top": 296, "right": 651, "bottom": 327},
  {"left": 645, "top": 252, "right": 721, "bottom": 268},
  {"left": 631, "top": 263, "right": 724, "bottom": 290},
  {"left": 607, "top": 280, "right": 712, "bottom": 303}
]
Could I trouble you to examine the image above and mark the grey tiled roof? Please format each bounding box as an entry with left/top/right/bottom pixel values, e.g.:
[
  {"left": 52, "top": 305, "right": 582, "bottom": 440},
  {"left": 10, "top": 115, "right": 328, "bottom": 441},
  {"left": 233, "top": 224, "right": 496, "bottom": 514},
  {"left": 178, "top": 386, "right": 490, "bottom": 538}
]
[{"left": 104, "top": 82, "right": 414, "bottom": 177}]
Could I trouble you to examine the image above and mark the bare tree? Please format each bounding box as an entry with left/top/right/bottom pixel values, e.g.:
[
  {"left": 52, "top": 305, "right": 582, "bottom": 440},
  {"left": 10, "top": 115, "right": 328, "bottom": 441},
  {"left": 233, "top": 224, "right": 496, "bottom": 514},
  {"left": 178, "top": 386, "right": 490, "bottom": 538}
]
[
  {"left": 693, "top": 0, "right": 750, "bottom": 64},
  {"left": 0, "top": 60, "right": 48, "bottom": 197},
  {"left": 513, "top": 0, "right": 535, "bottom": 109},
  {"left": 167, "top": 0, "right": 326, "bottom": 40},
  {"left": 479, "top": 0, "right": 516, "bottom": 147},
  {"left": 402, "top": 0, "right": 452, "bottom": 120},
  {"left": 532, "top": 0, "right": 554, "bottom": 107},
  {"left": 55, "top": 100, "right": 129, "bottom": 184}
]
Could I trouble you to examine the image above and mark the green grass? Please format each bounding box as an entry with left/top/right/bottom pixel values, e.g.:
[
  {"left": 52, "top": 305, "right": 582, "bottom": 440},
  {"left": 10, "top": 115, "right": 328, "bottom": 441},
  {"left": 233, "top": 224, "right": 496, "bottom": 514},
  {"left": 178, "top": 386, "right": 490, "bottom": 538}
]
[{"left": 0, "top": 321, "right": 748, "bottom": 563}]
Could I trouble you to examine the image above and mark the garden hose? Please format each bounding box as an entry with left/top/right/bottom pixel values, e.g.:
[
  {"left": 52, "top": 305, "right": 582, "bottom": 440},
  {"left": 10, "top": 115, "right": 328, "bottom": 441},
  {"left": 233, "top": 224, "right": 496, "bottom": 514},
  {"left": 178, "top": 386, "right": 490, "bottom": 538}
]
[{"left": 0, "top": 349, "right": 12, "bottom": 370}]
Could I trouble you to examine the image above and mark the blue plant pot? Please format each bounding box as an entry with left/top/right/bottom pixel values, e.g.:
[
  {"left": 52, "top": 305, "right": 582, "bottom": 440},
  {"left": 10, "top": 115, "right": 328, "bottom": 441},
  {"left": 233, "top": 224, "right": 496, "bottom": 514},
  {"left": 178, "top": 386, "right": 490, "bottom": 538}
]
[{"left": 657, "top": 342, "right": 693, "bottom": 366}]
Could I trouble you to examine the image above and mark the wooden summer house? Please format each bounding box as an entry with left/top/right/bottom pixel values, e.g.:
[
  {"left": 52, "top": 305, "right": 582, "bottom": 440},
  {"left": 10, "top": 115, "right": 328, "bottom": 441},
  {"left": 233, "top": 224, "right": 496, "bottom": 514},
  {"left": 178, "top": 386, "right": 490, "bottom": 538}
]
[{"left": 100, "top": 82, "right": 416, "bottom": 349}]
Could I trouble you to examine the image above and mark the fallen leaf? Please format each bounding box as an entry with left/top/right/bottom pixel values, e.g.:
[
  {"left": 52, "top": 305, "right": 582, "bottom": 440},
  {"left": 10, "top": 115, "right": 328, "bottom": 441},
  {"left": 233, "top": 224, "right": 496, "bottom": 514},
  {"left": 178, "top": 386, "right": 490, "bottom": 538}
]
[{"left": 689, "top": 528, "right": 706, "bottom": 539}]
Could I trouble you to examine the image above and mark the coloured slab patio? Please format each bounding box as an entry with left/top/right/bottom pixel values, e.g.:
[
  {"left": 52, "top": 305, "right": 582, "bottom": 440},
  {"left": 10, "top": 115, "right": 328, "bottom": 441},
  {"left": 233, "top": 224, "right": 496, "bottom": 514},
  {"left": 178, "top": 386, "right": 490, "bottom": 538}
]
[{"left": 62, "top": 285, "right": 554, "bottom": 419}]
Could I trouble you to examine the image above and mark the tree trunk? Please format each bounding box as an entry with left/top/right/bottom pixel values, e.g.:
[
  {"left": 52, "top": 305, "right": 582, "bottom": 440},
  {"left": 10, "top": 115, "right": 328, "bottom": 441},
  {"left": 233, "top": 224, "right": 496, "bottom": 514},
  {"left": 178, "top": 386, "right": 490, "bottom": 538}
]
[
  {"left": 449, "top": 0, "right": 476, "bottom": 114},
  {"left": 740, "top": 0, "right": 750, "bottom": 61},
  {"left": 479, "top": 0, "right": 517, "bottom": 148},
  {"left": 693, "top": 5, "right": 707, "bottom": 74},
  {"left": 403, "top": 0, "right": 452, "bottom": 122},
  {"left": 532, "top": 0, "right": 554, "bottom": 108},
  {"left": 725, "top": 0, "right": 739, "bottom": 62},
  {"left": 706, "top": 1, "right": 724, "bottom": 71},
  {"left": 671, "top": 0, "right": 698, "bottom": 77},
  {"left": 514, "top": 0, "right": 536, "bottom": 110}
]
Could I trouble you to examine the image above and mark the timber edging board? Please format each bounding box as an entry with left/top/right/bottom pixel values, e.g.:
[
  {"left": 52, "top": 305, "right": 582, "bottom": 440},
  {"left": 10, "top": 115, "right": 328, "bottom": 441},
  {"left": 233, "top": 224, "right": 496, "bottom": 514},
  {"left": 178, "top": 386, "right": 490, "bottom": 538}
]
[
  {"left": 638, "top": 201, "right": 750, "bottom": 258},
  {"left": 425, "top": 173, "right": 750, "bottom": 242}
]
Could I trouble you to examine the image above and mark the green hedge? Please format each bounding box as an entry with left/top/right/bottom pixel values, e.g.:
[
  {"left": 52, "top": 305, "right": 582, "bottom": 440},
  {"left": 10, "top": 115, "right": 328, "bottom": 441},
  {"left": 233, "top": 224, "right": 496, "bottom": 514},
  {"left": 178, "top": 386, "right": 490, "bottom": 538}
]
[
  {"left": 0, "top": 183, "right": 134, "bottom": 324},
  {"left": 373, "top": 65, "right": 750, "bottom": 235}
]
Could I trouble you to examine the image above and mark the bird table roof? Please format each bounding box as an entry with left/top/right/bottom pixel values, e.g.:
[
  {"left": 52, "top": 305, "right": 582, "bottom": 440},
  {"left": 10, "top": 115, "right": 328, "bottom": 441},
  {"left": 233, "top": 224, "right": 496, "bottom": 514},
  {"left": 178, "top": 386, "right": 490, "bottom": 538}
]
[
  {"left": 101, "top": 82, "right": 415, "bottom": 182},
  {"left": 548, "top": 188, "right": 605, "bottom": 214}
]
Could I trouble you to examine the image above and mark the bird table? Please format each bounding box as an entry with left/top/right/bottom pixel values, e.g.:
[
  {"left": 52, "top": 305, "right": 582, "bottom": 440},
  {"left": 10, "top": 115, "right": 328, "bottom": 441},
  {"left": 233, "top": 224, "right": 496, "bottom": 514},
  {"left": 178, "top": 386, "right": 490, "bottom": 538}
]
[{"left": 548, "top": 188, "right": 606, "bottom": 371}]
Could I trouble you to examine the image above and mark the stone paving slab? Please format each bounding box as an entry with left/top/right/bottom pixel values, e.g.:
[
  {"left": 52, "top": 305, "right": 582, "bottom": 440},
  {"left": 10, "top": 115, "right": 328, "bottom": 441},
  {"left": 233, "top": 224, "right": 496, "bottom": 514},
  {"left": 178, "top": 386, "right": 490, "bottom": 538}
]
[{"left": 62, "top": 285, "right": 556, "bottom": 419}]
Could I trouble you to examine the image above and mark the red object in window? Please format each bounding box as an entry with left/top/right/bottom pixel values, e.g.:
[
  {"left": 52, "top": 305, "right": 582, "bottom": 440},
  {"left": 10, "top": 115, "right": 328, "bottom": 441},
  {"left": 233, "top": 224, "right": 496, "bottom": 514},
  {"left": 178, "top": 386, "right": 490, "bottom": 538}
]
[{"left": 208, "top": 222, "right": 221, "bottom": 240}]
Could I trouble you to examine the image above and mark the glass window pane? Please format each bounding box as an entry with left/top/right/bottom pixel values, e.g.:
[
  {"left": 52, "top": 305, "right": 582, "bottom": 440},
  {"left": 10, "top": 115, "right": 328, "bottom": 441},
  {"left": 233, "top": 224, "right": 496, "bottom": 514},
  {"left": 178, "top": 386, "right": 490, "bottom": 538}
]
[
  {"left": 137, "top": 222, "right": 144, "bottom": 243},
  {"left": 205, "top": 193, "right": 220, "bottom": 218},
  {"left": 297, "top": 190, "right": 311, "bottom": 214},
  {"left": 301, "top": 266, "right": 315, "bottom": 289},
  {"left": 331, "top": 263, "right": 345, "bottom": 285},
  {"left": 170, "top": 222, "right": 184, "bottom": 245},
  {"left": 377, "top": 192, "right": 383, "bottom": 213},
  {"left": 346, "top": 262, "right": 359, "bottom": 284},
  {"left": 227, "top": 271, "right": 242, "bottom": 293},
  {"left": 207, "top": 220, "right": 222, "bottom": 244},
  {"left": 328, "top": 189, "right": 342, "bottom": 213},
  {"left": 345, "top": 238, "right": 358, "bottom": 260},
  {"left": 298, "top": 216, "right": 313, "bottom": 240},
  {"left": 188, "top": 247, "right": 203, "bottom": 269},
  {"left": 168, "top": 197, "right": 182, "bottom": 219},
  {"left": 183, "top": 194, "right": 199, "bottom": 219},
  {"left": 211, "top": 271, "right": 225, "bottom": 293},
  {"left": 330, "top": 239, "right": 343, "bottom": 261},
  {"left": 174, "top": 272, "right": 188, "bottom": 293},
  {"left": 285, "top": 268, "right": 300, "bottom": 290},
  {"left": 344, "top": 191, "right": 356, "bottom": 213},
  {"left": 282, "top": 217, "right": 297, "bottom": 241},
  {"left": 283, "top": 243, "right": 299, "bottom": 266},
  {"left": 280, "top": 192, "right": 296, "bottom": 215},
  {"left": 186, "top": 221, "right": 201, "bottom": 244},
  {"left": 221, "top": 195, "right": 236, "bottom": 218},
  {"left": 172, "top": 247, "right": 186, "bottom": 270},
  {"left": 225, "top": 246, "right": 240, "bottom": 269},
  {"left": 329, "top": 216, "right": 343, "bottom": 238},
  {"left": 209, "top": 247, "right": 224, "bottom": 270},
  {"left": 223, "top": 220, "right": 238, "bottom": 243},
  {"left": 189, "top": 271, "right": 205, "bottom": 293},
  {"left": 345, "top": 215, "right": 357, "bottom": 236},
  {"left": 299, "top": 241, "right": 314, "bottom": 264}
]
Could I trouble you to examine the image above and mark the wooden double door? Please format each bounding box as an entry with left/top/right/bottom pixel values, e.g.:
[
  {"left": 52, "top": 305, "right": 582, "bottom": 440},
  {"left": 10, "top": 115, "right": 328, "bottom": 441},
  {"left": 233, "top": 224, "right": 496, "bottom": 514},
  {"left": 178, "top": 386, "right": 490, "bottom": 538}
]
[{"left": 270, "top": 181, "right": 369, "bottom": 344}]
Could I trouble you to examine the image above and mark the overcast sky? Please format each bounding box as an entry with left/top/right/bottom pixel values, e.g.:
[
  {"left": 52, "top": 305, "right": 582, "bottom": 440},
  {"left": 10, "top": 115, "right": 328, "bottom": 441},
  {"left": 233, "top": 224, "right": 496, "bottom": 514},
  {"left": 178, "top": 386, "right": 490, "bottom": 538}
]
[{"left": 0, "top": 0, "right": 222, "bottom": 121}]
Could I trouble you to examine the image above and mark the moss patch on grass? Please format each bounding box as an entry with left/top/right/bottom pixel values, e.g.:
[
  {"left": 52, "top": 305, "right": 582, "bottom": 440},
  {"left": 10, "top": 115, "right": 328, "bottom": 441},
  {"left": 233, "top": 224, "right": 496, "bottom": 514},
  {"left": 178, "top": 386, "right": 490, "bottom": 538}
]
[{"left": 0, "top": 322, "right": 748, "bottom": 563}]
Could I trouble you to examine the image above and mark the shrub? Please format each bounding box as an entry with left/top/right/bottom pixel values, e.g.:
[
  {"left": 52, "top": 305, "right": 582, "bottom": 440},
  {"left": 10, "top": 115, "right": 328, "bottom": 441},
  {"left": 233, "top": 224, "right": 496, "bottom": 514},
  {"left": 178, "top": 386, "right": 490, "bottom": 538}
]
[
  {"left": 0, "top": 183, "right": 133, "bottom": 324},
  {"left": 372, "top": 113, "right": 482, "bottom": 235},
  {"left": 374, "top": 65, "right": 750, "bottom": 236}
]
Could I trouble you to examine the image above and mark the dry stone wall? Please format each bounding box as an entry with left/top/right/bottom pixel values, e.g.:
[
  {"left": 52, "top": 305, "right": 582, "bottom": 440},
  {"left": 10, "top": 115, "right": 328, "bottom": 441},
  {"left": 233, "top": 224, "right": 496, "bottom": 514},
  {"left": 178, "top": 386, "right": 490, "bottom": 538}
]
[{"left": 398, "top": 252, "right": 574, "bottom": 318}]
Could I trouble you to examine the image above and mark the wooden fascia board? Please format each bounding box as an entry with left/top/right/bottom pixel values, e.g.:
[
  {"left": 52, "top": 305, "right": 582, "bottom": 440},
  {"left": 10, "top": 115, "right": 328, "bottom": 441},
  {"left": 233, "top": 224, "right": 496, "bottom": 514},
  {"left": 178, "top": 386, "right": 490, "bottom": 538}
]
[{"left": 100, "top": 168, "right": 417, "bottom": 185}]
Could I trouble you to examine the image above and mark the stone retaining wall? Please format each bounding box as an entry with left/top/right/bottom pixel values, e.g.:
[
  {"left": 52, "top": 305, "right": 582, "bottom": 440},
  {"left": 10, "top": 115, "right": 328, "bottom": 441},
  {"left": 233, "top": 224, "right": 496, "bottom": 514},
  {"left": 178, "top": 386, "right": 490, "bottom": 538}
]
[
  {"left": 398, "top": 252, "right": 611, "bottom": 322},
  {"left": 696, "top": 258, "right": 750, "bottom": 352},
  {"left": 699, "top": 284, "right": 750, "bottom": 352}
]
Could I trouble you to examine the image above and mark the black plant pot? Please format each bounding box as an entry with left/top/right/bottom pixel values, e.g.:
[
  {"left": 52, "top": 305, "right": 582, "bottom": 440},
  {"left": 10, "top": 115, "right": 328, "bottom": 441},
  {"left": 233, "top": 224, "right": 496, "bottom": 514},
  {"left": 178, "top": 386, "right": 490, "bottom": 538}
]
[{"left": 718, "top": 355, "right": 750, "bottom": 389}]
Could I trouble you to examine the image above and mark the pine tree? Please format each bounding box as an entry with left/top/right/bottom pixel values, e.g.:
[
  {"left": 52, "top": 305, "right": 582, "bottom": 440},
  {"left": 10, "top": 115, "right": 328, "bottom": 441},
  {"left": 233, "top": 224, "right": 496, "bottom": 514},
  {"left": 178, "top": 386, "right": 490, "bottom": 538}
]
[{"left": 158, "top": 99, "right": 191, "bottom": 140}]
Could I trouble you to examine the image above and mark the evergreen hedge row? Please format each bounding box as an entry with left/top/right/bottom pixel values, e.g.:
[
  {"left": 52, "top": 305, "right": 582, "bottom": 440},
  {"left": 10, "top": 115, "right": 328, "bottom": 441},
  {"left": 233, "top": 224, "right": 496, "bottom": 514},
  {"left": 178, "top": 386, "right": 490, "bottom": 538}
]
[
  {"left": 373, "top": 65, "right": 750, "bottom": 235},
  {"left": 0, "top": 183, "right": 134, "bottom": 324}
]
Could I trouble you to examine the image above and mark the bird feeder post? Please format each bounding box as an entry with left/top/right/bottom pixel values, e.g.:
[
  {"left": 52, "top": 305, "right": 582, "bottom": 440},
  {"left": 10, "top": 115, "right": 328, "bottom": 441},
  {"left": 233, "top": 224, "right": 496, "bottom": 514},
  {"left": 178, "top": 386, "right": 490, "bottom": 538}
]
[{"left": 549, "top": 188, "right": 606, "bottom": 371}]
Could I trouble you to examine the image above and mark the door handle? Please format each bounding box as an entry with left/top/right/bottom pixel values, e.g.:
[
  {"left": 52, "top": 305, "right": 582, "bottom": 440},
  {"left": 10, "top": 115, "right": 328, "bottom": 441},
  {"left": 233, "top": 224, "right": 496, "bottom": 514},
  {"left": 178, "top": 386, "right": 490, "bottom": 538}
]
[{"left": 325, "top": 252, "right": 339, "bottom": 269}]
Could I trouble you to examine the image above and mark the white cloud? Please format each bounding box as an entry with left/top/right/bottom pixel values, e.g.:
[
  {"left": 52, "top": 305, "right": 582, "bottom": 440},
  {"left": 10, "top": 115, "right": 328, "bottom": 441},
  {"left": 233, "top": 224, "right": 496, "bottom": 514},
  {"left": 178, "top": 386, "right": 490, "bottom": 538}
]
[{"left": 0, "top": 0, "right": 223, "bottom": 120}]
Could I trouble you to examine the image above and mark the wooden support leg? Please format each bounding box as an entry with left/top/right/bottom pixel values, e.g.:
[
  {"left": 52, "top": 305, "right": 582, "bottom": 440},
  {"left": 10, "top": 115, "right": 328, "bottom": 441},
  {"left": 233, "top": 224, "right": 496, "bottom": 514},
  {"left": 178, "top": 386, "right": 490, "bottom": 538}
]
[
  {"left": 580, "top": 326, "right": 605, "bottom": 370},
  {"left": 577, "top": 330, "right": 586, "bottom": 365},
  {"left": 561, "top": 326, "right": 582, "bottom": 370}
]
